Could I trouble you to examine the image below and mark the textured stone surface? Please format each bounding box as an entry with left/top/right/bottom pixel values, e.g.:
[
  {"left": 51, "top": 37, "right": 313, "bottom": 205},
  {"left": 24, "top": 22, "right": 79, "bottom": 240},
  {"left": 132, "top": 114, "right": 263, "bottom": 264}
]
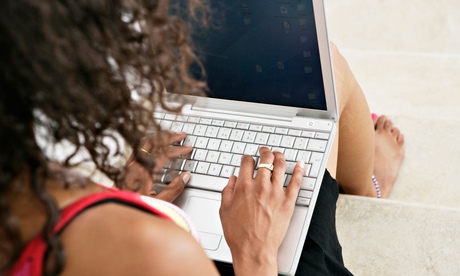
[{"left": 336, "top": 195, "right": 460, "bottom": 275}]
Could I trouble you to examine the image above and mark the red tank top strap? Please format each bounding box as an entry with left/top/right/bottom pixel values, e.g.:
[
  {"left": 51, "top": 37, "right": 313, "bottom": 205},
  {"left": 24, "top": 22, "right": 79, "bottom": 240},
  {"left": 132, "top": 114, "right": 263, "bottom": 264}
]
[
  {"left": 55, "top": 189, "right": 175, "bottom": 234},
  {"left": 8, "top": 188, "right": 175, "bottom": 276}
]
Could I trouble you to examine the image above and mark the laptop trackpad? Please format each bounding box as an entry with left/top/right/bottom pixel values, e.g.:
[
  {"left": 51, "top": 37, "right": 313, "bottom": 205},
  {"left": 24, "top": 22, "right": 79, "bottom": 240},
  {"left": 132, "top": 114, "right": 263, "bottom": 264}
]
[{"left": 184, "top": 196, "right": 224, "bottom": 251}]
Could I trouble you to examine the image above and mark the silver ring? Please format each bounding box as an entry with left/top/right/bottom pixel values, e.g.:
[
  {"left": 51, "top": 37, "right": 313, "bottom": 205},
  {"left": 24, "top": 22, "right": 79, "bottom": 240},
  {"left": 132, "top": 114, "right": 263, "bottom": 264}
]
[
  {"left": 257, "top": 163, "right": 274, "bottom": 171},
  {"left": 140, "top": 148, "right": 152, "bottom": 156}
]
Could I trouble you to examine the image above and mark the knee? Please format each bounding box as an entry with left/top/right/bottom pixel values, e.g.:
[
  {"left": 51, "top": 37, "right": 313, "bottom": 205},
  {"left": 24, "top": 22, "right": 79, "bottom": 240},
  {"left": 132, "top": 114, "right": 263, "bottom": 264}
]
[
  {"left": 329, "top": 41, "right": 344, "bottom": 66},
  {"left": 329, "top": 41, "right": 338, "bottom": 54}
]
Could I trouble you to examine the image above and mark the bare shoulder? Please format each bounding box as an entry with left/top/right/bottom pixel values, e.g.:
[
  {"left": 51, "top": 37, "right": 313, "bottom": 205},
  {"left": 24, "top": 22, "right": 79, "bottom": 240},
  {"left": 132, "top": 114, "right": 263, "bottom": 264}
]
[{"left": 59, "top": 201, "right": 219, "bottom": 275}]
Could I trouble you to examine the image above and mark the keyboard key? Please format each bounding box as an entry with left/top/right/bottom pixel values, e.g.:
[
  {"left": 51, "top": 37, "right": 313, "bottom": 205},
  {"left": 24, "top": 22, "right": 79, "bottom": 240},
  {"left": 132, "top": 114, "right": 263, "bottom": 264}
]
[
  {"left": 183, "top": 135, "right": 197, "bottom": 147},
  {"left": 244, "top": 144, "right": 259, "bottom": 156},
  {"left": 164, "top": 114, "right": 176, "bottom": 120},
  {"left": 296, "top": 197, "right": 311, "bottom": 206},
  {"left": 155, "top": 169, "right": 167, "bottom": 182},
  {"left": 193, "top": 149, "right": 208, "bottom": 161},
  {"left": 288, "top": 129, "right": 302, "bottom": 136},
  {"left": 208, "top": 164, "right": 223, "bottom": 176},
  {"left": 211, "top": 119, "right": 225, "bottom": 126},
  {"left": 193, "top": 125, "right": 207, "bottom": 136},
  {"left": 195, "top": 162, "right": 211, "bottom": 174},
  {"left": 163, "top": 170, "right": 180, "bottom": 183},
  {"left": 182, "top": 123, "right": 196, "bottom": 134},
  {"left": 195, "top": 137, "right": 209, "bottom": 148},
  {"left": 285, "top": 161, "right": 297, "bottom": 174},
  {"left": 170, "top": 158, "right": 185, "bottom": 170},
  {"left": 275, "top": 127, "right": 288, "bottom": 135},
  {"left": 218, "top": 152, "right": 233, "bottom": 165},
  {"left": 188, "top": 116, "right": 200, "bottom": 123},
  {"left": 229, "top": 129, "right": 244, "bottom": 141},
  {"left": 220, "top": 166, "right": 235, "bottom": 178},
  {"left": 242, "top": 131, "right": 256, "bottom": 143},
  {"left": 309, "top": 152, "right": 324, "bottom": 177},
  {"left": 230, "top": 154, "right": 243, "bottom": 166},
  {"left": 205, "top": 126, "right": 220, "bottom": 138},
  {"left": 236, "top": 122, "right": 250, "bottom": 129},
  {"left": 293, "top": 137, "right": 308, "bottom": 149},
  {"left": 315, "top": 132, "right": 330, "bottom": 140},
  {"left": 255, "top": 132, "right": 269, "bottom": 144},
  {"left": 160, "top": 120, "right": 172, "bottom": 130},
  {"left": 217, "top": 128, "right": 232, "bottom": 139},
  {"left": 249, "top": 124, "right": 263, "bottom": 131},
  {"left": 284, "top": 148, "right": 298, "bottom": 161},
  {"left": 207, "top": 138, "right": 221, "bottom": 150},
  {"left": 231, "top": 142, "right": 246, "bottom": 154},
  {"left": 224, "top": 121, "right": 237, "bottom": 128},
  {"left": 163, "top": 159, "right": 173, "bottom": 169},
  {"left": 205, "top": 151, "right": 220, "bottom": 163},
  {"left": 170, "top": 121, "right": 184, "bottom": 133},
  {"left": 296, "top": 150, "right": 311, "bottom": 162},
  {"left": 176, "top": 115, "right": 188, "bottom": 122},
  {"left": 267, "top": 134, "right": 282, "bottom": 146},
  {"left": 301, "top": 177, "right": 316, "bottom": 190},
  {"left": 219, "top": 140, "right": 234, "bottom": 152},
  {"left": 183, "top": 160, "right": 198, "bottom": 172},
  {"left": 307, "top": 139, "right": 327, "bottom": 152},
  {"left": 262, "top": 126, "right": 275, "bottom": 133},
  {"left": 181, "top": 150, "right": 193, "bottom": 160},
  {"left": 301, "top": 130, "right": 315, "bottom": 138},
  {"left": 280, "top": 136, "right": 295, "bottom": 148},
  {"left": 187, "top": 173, "right": 229, "bottom": 192},
  {"left": 199, "top": 118, "right": 212, "bottom": 125},
  {"left": 299, "top": 190, "right": 313, "bottom": 198}
]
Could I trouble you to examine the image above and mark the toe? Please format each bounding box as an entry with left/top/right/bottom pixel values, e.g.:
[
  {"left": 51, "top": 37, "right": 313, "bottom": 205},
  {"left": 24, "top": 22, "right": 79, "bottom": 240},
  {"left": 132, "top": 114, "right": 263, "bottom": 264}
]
[
  {"left": 397, "top": 133, "right": 405, "bottom": 145},
  {"left": 371, "top": 113, "right": 378, "bottom": 126},
  {"left": 376, "top": 115, "right": 387, "bottom": 130},
  {"left": 383, "top": 118, "right": 393, "bottom": 131},
  {"left": 392, "top": 127, "right": 401, "bottom": 138}
]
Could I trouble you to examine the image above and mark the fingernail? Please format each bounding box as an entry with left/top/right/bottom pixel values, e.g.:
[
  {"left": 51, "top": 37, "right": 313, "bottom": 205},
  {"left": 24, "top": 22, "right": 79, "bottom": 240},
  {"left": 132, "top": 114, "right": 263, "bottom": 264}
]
[
  {"left": 371, "top": 113, "right": 378, "bottom": 120},
  {"left": 182, "top": 172, "right": 191, "bottom": 183}
]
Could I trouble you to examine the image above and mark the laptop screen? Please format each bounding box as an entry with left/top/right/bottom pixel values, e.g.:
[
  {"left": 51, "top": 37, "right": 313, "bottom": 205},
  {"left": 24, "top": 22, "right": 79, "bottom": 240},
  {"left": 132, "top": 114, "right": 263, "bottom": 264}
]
[{"left": 188, "top": 0, "right": 327, "bottom": 111}]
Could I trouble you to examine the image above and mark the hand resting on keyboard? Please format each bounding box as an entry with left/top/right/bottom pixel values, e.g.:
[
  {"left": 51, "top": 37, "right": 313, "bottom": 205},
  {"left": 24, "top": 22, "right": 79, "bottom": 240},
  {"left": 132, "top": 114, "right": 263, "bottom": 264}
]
[{"left": 121, "top": 131, "right": 193, "bottom": 203}]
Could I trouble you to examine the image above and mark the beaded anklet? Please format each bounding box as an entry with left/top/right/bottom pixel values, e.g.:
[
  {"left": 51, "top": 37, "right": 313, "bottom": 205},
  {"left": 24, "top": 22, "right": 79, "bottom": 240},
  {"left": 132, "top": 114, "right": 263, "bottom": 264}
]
[{"left": 372, "top": 175, "right": 381, "bottom": 199}]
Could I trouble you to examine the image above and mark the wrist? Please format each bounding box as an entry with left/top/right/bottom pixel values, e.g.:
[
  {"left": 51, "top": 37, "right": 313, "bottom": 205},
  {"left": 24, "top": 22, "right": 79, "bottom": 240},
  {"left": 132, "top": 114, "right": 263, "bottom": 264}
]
[{"left": 231, "top": 247, "right": 278, "bottom": 276}]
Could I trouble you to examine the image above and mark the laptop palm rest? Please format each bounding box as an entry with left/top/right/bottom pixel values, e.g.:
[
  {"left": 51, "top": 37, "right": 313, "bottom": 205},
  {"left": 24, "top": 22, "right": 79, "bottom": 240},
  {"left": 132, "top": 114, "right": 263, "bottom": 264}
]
[
  {"left": 184, "top": 196, "right": 224, "bottom": 251},
  {"left": 177, "top": 189, "right": 310, "bottom": 273}
]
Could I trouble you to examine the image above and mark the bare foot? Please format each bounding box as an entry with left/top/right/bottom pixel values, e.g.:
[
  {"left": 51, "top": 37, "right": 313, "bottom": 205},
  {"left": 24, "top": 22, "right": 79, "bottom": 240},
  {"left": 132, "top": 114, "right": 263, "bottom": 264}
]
[{"left": 372, "top": 115, "right": 405, "bottom": 198}]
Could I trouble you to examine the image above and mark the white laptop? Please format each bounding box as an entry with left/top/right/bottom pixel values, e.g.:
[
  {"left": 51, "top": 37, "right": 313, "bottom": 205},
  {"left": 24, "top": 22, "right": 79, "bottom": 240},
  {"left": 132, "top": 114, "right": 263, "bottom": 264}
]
[{"left": 155, "top": 0, "right": 337, "bottom": 274}]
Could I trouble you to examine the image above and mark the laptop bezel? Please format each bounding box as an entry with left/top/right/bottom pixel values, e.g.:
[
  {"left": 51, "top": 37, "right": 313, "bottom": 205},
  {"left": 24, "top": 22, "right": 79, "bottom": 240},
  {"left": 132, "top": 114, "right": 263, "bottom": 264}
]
[{"left": 166, "top": 0, "right": 338, "bottom": 123}]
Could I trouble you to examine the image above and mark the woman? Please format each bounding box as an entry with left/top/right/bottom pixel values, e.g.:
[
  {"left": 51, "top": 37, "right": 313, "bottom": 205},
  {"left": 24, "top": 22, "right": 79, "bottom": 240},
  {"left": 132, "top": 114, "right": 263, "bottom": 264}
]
[{"left": 0, "top": 0, "right": 404, "bottom": 275}]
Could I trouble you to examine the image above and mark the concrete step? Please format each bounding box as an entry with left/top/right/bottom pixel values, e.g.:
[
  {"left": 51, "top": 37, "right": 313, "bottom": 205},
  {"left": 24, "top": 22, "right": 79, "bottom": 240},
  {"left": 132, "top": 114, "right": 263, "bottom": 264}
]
[{"left": 336, "top": 195, "right": 460, "bottom": 275}]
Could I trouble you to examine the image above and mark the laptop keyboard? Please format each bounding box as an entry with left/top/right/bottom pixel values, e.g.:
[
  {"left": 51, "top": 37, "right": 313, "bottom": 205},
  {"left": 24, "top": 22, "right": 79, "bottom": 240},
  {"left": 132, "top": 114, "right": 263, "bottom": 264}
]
[{"left": 154, "top": 112, "right": 330, "bottom": 206}]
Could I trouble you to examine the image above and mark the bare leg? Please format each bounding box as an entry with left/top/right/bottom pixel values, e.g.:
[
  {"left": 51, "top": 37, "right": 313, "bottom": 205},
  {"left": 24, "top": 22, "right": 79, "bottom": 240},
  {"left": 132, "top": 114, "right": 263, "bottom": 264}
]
[{"left": 326, "top": 43, "right": 405, "bottom": 198}]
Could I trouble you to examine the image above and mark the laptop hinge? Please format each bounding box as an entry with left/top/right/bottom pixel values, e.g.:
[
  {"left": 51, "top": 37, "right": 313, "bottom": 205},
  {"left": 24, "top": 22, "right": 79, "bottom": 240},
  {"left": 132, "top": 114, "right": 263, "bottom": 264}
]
[{"left": 190, "top": 105, "right": 293, "bottom": 122}]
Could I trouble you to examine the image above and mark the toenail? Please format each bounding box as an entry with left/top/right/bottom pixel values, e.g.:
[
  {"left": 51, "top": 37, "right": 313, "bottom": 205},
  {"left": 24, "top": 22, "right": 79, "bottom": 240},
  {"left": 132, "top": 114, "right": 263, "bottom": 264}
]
[{"left": 371, "top": 113, "right": 378, "bottom": 120}]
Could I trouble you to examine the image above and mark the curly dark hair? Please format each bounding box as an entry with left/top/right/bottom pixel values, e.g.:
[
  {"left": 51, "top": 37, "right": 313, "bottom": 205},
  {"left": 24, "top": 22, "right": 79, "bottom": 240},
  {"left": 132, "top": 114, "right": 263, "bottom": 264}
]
[{"left": 0, "top": 0, "right": 207, "bottom": 274}]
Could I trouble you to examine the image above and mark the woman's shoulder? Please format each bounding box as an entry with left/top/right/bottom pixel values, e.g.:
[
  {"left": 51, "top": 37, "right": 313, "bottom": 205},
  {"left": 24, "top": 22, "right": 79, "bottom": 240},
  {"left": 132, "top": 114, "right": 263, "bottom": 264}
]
[{"left": 58, "top": 190, "right": 219, "bottom": 275}]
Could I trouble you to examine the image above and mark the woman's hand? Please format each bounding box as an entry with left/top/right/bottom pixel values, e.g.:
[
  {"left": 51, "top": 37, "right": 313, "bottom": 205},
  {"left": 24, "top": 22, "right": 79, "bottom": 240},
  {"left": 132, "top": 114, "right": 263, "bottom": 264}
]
[
  {"left": 122, "top": 132, "right": 192, "bottom": 202},
  {"left": 219, "top": 147, "right": 304, "bottom": 275}
]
